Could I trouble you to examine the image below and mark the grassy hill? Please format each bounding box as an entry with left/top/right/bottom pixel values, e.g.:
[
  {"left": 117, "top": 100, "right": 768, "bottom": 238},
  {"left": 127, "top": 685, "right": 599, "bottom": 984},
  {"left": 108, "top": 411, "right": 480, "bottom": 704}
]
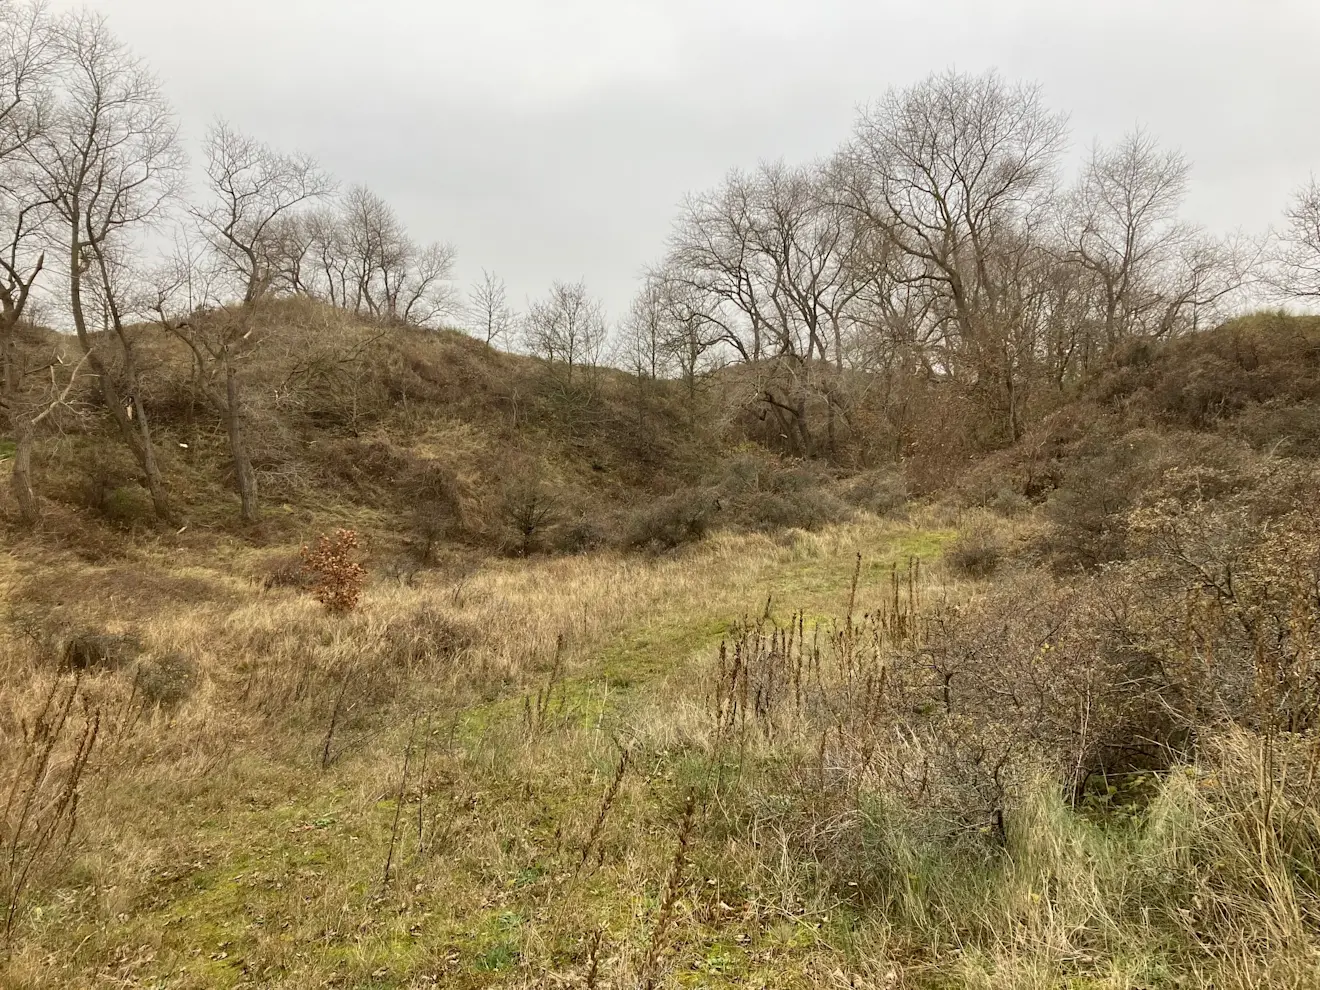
[{"left": 2, "top": 309, "right": 1319, "bottom": 988}]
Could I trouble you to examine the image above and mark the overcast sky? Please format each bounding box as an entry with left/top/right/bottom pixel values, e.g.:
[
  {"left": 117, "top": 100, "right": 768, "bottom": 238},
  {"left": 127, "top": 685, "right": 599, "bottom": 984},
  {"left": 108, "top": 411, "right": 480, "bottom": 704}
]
[{"left": 47, "top": 0, "right": 1320, "bottom": 319}]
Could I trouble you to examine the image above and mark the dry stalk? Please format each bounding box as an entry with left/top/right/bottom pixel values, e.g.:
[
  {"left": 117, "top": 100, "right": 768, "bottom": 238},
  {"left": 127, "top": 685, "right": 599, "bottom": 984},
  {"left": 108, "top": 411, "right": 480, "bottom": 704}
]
[
  {"left": 577, "top": 746, "right": 630, "bottom": 875},
  {"left": 3, "top": 676, "right": 100, "bottom": 951},
  {"left": 415, "top": 711, "right": 434, "bottom": 858},
  {"left": 640, "top": 789, "right": 698, "bottom": 990}
]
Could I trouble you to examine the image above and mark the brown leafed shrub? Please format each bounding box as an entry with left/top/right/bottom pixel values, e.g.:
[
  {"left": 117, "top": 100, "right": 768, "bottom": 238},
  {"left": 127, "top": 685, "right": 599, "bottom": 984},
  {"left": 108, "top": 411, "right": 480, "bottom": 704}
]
[{"left": 301, "top": 529, "right": 367, "bottom": 614}]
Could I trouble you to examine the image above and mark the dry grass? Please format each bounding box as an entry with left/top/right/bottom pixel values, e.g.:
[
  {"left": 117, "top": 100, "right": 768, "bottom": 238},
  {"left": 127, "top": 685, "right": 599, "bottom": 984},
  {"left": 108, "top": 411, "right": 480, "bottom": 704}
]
[
  {"left": 0, "top": 513, "right": 952, "bottom": 986},
  {"left": 1, "top": 500, "right": 1317, "bottom": 988}
]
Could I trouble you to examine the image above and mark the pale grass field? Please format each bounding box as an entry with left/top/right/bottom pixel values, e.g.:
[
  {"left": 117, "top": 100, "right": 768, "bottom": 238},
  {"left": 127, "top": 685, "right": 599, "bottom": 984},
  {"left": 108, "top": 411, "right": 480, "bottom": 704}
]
[{"left": 2, "top": 509, "right": 1316, "bottom": 989}]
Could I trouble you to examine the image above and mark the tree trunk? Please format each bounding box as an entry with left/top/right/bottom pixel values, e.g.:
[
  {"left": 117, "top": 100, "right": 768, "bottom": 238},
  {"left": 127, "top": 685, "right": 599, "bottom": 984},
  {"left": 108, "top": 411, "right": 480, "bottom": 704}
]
[
  {"left": 69, "top": 221, "right": 176, "bottom": 525},
  {"left": 127, "top": 374, "right": 174, "bottom": 524},
  {"left": 10, "top": 419, "right": 38, "bottom": 526},
  {"left": 795, "top": 397, "right": 812, "bottom": 457},
  {"left": 225, "top": 363, "right": 259, "bottom": 523},
  {"left": 826, "top": 392, "right": 837, "bottom": 460}
]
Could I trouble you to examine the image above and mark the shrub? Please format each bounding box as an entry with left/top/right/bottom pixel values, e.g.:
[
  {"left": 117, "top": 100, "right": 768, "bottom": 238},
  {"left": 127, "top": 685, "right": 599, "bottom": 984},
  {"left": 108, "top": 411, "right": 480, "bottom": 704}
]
[
  {"left": 134, "top": 652, "right": 198, "bottom": 707},
  {"left": 1233, "top": 401, "right": 1320, "bottom": 458},
  {"left": 262, "top": 553, "right": 313, "bottom": 591},
  {"left": 945, "top": 523, "right": 1003, "bottom": 579},
  {"left": 499, "top": 477, "right": 560, "bottom": 556},
  {"left": 1041, "top": 431, "right": 1260, "bottom": 572},
  {"left": 624, "top": 490, "right": 713, "bottom": 551},
  {"left": 707, "top": 452, "right": 851, "bottom": 532},
  {"left": 838, "top": 469, "right": 908, "bottom": 516},
  {"left": 72, "top": 449, "right": 153, "bottom": 529},
  {"left": 1117, "top": 466, "right": 1320, "bottom": 736},
  {"left": 554, "top": 513, "right": 610, "bottom": 555},
  {"left": 382, "top": 608, "right": 473, "bottom": 670},
  {"left": 380, "top": 555, "right": 421, "bottom": 586},
  {"left": 404, "top": 459, "right": 466, "bottom": 561},
  {"left": 734, "top": 489, "right": 848, "bottom": 532},
  {"left": 62, "top": 632, "right": 143, "bottom": 672},
  {"left": 301, "top": 529, "right": 367, "bottom": 614}
]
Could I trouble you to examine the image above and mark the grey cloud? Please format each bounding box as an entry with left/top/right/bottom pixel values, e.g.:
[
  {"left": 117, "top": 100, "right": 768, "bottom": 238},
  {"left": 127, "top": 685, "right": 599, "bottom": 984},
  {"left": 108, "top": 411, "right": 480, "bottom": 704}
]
[{"left": 51, "top": 0, "right": 1320, "bottom": 315}]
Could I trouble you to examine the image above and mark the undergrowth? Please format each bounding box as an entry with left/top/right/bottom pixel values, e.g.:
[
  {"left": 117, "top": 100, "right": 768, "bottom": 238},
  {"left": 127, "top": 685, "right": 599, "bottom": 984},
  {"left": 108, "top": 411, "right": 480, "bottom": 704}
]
[{"left": 0, "top": 485, "right": 1317, "bottom": 987}]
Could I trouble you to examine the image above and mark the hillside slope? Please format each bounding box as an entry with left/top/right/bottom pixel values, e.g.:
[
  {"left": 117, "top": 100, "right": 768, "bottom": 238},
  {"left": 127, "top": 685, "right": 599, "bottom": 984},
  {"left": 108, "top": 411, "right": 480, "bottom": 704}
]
[
  {"left": 7, "top": 300, "right": 726, "bottom": 557},
  {"left": 2, "top": 312, "right": 1319, "bottom": 988}
]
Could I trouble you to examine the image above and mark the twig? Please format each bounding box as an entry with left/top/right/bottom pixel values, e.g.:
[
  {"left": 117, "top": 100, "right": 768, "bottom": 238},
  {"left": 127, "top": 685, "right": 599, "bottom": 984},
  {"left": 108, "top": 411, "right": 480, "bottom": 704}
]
[
  {"left": 320, "top": 669, "right": 353, "bottom": 770},
  {"left": 415, "top": 712, "right": 434, "bottom": 857},
  {"left": 382, "top": 715, "right": 419, "bottom": 887}
]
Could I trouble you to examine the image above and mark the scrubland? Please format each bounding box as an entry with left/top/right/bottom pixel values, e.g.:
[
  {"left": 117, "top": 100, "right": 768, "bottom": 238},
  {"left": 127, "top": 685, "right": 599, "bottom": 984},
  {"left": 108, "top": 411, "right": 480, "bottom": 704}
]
[{"left": 3, "top": 312, "right": 1320, "bottom": 988}]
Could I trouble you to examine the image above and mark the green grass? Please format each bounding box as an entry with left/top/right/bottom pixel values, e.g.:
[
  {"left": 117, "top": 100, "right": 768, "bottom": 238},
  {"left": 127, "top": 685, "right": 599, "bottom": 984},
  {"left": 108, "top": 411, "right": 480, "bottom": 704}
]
[
  {"left": 9, "top": 521, "right": 954, "bottom": 987},
  {"left": 23, "top": 516, "right": 1316, "bottom": 988}
]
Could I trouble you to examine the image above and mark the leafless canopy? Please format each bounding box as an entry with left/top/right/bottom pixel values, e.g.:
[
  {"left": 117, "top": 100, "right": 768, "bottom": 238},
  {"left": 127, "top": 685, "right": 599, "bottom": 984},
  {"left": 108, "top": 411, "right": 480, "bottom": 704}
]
[
  {"left": 467, "top": 268, "right": 515, "bottom": 347},
  {"left": 1276, "top": 177, "right": 1320, "bottom": 302},
  {"left": 653, "top": 69, "right": 1262, "bottom": 451},
  {"left": 274, "top": 185, "right": 458, "bottom": 328},
  {"left": 193, "top": 119, "right": 335, "bottom": 305},
  {"left": 22, "top": 7, "right": 185, "bottom": 522},
  {"left": 523, "top": 279, "right": 607, "bottom": 384}
]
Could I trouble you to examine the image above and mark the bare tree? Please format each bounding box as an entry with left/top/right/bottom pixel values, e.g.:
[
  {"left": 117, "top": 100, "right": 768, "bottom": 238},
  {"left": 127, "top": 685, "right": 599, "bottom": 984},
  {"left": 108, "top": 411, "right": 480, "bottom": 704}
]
[
  {"left": 163, "top": 125, "right": 333, "bottom": 523},
  {"left": 0, "top": 0, "right": 53, "bottom": 158},
  {"left": 0, "top": 0, "right": 57, "bottom": 523},
  {"left": 620, "top": 275, "right": 670, "bottom": 382},
  {"left": 1275, "top": 176, "right": 1320, "bottom": 302},
  {"left": 841, "top": 69, "right": 1069, "bottom": 443},
  {"left": 666, "top": 172, "right": 767, "bottom": 364},
  {"left": 28, "top": 9, "right": 185, "bottom": 523},
  {"left": 523, "top": 279, "right": 607, "bottom": 385},
  {"left": 395, "top": 240, "right": 457, "bottom": 327},
  {"left": 467, "top": 268, "right": 514, "bottom": 347},
  {"left": 302, "top": 204, "right": 353, "bottom": 308},
  {"left": 666, "top": 161, "right": 872, "bottom": 454},
  {"left": 616, "top": 276, "right": 671, "bottom": 442},
  {"left": 1062, "top": 130, "right": 1200, "bottom": 363},
  {"left": 265, "top": 208, "right": 317, "bottom": 297},
  {"left": 192, "top": 120, "right": 334, "bottom": 305},
  {"left": 641, "top": 266, "right": 724, "bottom": 414},
  {"left": 340, "top": 185, "right": 400, "bottom": 316},
  {"left": 334, "top": 185, "right": 455, "bottom": 326},
  {"left": 145, "top": 234, "right": 268, "bottom": 522},
  {"left": 1155, "top": 229, "right": 1261, "bottom": 335}
]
